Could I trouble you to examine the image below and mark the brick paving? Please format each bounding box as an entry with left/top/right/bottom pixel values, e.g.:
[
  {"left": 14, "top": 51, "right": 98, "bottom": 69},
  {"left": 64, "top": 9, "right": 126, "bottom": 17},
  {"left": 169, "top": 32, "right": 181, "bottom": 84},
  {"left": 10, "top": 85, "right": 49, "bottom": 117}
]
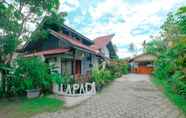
[{"left": 32, "top": 74, "right": 185, "bottom": 118}]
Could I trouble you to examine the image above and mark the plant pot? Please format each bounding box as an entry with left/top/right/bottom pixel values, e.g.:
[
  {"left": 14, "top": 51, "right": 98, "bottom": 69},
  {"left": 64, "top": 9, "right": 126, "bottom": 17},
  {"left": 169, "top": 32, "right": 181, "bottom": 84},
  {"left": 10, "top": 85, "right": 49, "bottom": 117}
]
[
  {"left": 26, "top": 89, "right": 40, "bottom": 99},
  {"left": 96, "top": 84, "right": 103, "bottom": 91}
]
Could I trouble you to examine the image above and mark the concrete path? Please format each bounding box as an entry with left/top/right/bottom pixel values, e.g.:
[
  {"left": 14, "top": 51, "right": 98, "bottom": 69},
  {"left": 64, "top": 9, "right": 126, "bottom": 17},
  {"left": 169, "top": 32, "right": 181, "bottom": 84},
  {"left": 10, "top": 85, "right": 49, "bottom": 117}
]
[{"left": 32, "top": 74, "right": 185, "bottom": 118}]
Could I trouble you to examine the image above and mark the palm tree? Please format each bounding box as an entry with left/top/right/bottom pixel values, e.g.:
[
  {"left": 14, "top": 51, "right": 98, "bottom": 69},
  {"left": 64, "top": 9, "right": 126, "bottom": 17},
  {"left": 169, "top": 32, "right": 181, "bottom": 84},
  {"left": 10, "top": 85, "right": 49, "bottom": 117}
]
[{"left": 128, "top": 43, "right": 137, "bottom": 56}]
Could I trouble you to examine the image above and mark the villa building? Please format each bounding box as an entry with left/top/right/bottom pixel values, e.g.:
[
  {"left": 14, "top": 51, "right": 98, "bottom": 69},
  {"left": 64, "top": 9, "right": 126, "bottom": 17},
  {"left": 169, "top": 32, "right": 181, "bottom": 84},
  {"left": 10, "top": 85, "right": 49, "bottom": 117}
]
[{"left": 22, "top": 24, "right": 117, "bottom": 81}]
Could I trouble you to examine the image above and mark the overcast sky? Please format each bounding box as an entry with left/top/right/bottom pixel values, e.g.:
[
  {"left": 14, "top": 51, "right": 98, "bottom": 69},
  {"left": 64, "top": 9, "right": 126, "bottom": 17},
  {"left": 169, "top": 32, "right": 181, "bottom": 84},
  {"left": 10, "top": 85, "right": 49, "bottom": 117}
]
[{"left": 59, "top": 0, "right": 186, "bottom": 58}]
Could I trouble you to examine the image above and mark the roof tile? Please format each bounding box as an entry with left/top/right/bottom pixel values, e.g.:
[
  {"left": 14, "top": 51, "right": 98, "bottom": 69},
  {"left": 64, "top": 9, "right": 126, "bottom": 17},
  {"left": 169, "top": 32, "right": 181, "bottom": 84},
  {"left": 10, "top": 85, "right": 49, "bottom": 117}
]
[
  {"left": 49, "top": 30, "right": 99, "bottom": 54},
  {"left": 91, "top": 34, "right": 115, "bottom": 50}
]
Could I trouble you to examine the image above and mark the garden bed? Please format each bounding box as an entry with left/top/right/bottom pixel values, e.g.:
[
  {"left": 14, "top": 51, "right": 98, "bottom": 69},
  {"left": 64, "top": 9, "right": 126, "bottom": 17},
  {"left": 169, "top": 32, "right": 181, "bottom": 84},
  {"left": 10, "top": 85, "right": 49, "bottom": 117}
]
[
  {"left": 0, "top": 96, "right": 64, "bottom": 118},
  {"left": 151, "top": 78, "right": 186, "bottom": 115}
]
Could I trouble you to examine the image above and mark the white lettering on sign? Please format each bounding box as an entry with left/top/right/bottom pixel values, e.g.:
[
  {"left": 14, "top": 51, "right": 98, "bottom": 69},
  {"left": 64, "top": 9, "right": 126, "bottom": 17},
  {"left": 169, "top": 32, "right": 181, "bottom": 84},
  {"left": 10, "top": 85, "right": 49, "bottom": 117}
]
[{"left": 53, "top": 82, "right": 96, "bottom": 96}]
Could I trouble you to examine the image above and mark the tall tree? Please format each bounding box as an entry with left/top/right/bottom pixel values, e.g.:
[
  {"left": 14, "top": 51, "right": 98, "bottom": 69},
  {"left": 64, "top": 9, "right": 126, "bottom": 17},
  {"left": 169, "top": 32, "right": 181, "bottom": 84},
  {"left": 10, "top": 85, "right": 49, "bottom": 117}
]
[
  {"left": 144, "top": 39, "right": 167, "bottom": 56},
  {"left": 0, "top": 0, "right": 60, "bottom": 65},
  {"left": 161, "top": 10, "right": 186, "bottom": 46},
  {"left": 128, "top": 43, "right": 137, "bottom": 56},
  {"left": 0, "top": 0, "right": 60, "bottom": 95},
  {"left": 144, "top": 5, "right": 186, "bottom": 88}
]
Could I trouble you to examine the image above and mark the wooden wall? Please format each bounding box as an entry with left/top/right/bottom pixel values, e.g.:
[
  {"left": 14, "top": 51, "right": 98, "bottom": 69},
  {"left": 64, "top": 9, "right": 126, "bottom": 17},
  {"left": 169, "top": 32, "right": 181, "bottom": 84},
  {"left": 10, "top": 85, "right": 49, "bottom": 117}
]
[{"left": 132, "top": 66, "right": 153, "bottom": 74}]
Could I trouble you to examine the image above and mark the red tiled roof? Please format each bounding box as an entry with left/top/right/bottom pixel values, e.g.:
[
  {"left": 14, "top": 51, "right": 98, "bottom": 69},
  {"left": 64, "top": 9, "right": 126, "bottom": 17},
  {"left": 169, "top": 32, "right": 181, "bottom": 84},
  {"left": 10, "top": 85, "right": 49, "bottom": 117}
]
[
  {"left": 25, "top": 48, "right": 70, "bottom": 57},
  {"left": 91, "top": 34, "right": 115, "bottom": 50},
  {"left": 49, "top": 30, "right": 99, "bottom": 54}
]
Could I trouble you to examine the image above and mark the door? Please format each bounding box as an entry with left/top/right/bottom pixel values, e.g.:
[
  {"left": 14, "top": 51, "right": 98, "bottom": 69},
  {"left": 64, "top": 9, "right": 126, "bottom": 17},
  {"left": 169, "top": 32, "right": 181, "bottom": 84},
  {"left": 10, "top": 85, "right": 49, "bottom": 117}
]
[
  {"left": 75, "top": 60, "right": 81, "bottom": 74},
  {"left": 137, "top": 66, "right": 153, "bottom": 74}
]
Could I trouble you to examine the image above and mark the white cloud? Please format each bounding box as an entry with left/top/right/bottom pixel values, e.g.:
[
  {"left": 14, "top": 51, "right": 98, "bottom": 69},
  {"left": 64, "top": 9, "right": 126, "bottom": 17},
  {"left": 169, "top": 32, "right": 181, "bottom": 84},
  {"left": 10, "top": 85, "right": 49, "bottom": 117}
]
[
  {"left": 85, "top": 0, "right": 186, "bottom": 58},
  {"left": 117, "top": 48, "right": 132, "bottom": 59},
  {"left": 59, "top": 0, "right": 80, "bottom": 12},
  {"left": 61, "top": 0, "right": 186, "bottom": 58}
]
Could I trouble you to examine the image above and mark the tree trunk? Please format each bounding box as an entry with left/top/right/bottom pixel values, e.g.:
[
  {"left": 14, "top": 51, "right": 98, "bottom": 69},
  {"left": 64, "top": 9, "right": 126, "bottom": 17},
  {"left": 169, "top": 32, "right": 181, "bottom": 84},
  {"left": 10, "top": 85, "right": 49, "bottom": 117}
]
[{"left": 0, "top": 70, "right": 6, "bottom": 97}]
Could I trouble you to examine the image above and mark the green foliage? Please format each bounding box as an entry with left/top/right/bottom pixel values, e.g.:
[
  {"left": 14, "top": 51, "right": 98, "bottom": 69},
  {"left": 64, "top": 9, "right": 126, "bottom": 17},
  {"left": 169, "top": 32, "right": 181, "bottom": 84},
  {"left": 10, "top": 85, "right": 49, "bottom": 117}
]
[
  {"left": 0, "top": 57, "right": 63, "bottom": 97},
  {"left": 121, "top": 64, "right": 128, "bottom": 74},
  {"left": 0, "top": 0, "right": 60, "bottom": 63},
  {"left": 0, "top": 0, "right": 61, "bottom": 97},
  {"left": 0, "top": 3, "right": 21, "bottom": 63},
  {"left": 50, "top": 73, "right": 62, "bottom": 85},
  {"left": 91, "top": 68, "right": 113, "bottom": 91},
  {"left": 20, "top": 0, "right": 60, "bottom": 14},
  {"left": 171, "top": 71, "right": 186, "bottom": 97},
  {"left": 152, "top": 78, "right": 186, "bottom": 115},
  {"left": 31, "top": 11, "right": 66, "bottom": 41},
  {"left": 15, "top": 57, "right": 50, "bottom": 90},
  {"left": 43, "top": 12, "right": 67, "bottom": 31},
  {"left": 20, "top": 96, "right": 64, "bottom": 113},
  {"left": 145, "top": 39, "right": 167, "bottom": 56},
  {"left": 107, "top": 63, "right": 122, "bottom": 78},
  {"left": 152, "top": 41, "right": 186, "bottom": 79},
  {"left": 61, "top": 74, "right": 75, "bottom": 88},
  {"left": 30, "top": 28, "right": 49, "bottom": 41},
  {"left": 147, "top": 5, "right": 186, "bottom": 102},
  {"left": 0, "top": 96, "right": 64, "bottom": 118},
  {"left": 153, "top": 42, "right": 186, "bottom": 77},
  {"left": 106, "top": 62, "right": 128, "bottom": 78},
  {"left": 0, "top": 57, "right": 74, "bottom": 97},
  {"left": 0, "top": 3, "right": 21, "bottom": 34},
  {"left": 50, "top": 73, "right": 75, "bottom": 90},
  {"left": 177, "top": 6, "right": 186, "bottom": 14}
]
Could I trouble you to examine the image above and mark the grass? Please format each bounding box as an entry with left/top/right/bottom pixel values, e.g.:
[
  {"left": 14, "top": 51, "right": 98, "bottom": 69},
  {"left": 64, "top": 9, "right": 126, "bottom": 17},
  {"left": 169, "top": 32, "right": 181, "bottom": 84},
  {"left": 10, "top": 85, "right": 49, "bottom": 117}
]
[
  {"left": 0, "top": 96, "right": 64, "bottom": 118},
  {"left": 151, "top": 77, "right": 186, "bottom": 115}
]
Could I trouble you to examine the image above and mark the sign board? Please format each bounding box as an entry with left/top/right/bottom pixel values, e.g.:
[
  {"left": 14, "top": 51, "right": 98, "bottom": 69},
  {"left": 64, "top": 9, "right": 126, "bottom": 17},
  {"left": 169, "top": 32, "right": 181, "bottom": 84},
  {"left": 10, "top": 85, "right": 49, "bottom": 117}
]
[{"left": 53, "top": 82, "right": 96, "bottom": 97}]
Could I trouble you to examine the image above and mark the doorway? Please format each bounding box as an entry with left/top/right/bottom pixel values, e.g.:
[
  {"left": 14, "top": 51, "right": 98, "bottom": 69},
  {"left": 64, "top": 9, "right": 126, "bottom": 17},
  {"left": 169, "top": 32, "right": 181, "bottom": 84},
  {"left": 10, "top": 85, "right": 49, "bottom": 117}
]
[{"left": 75, "top": 60, "right": 81, "bottom": 75}]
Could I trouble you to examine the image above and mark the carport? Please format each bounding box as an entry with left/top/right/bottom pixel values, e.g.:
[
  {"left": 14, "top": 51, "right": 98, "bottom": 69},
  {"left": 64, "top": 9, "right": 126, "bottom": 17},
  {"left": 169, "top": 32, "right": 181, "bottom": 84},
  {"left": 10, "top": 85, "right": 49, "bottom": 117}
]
[{"left": 129, "top": 53, "right": 157, "bottom": 74}]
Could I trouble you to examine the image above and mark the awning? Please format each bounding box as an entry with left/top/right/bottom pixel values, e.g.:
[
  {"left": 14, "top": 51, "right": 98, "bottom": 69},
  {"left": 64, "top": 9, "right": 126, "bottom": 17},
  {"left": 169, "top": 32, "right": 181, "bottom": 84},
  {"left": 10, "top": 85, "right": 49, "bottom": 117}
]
[{"left": 25, "top": 48, "right": 70, "bottom": 57}]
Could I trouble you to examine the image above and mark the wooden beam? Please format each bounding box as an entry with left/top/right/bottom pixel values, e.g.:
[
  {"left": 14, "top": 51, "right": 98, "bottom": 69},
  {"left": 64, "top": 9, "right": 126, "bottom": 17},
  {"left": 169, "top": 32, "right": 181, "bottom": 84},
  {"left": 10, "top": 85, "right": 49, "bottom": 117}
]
[{"left": 72, "top": 49, "right": 76, "bottom": 78}]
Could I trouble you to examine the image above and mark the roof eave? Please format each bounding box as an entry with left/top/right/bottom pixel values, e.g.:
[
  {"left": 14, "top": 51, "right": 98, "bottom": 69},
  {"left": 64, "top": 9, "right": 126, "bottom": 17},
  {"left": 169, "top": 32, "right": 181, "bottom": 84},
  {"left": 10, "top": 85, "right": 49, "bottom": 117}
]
[
  {"left": 49, "top": 29, "right": 99, "bottom": 55},
  {"left": 63, "top": 24, "right": 93, "bottom": 44}
]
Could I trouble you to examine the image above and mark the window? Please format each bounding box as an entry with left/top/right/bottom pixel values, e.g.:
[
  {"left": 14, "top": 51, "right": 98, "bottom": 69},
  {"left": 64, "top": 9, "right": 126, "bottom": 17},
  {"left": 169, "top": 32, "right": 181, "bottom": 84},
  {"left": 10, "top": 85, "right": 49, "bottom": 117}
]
[{"left": 61, "top": 61, "right": 72, "bottom": 75}]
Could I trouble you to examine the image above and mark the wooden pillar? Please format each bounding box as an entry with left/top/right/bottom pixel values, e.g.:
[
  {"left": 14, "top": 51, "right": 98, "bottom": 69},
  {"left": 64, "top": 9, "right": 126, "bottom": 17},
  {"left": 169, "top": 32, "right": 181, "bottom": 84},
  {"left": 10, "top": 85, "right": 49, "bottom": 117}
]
[
  {"left": 72, "top": 49, "right": 76, "bottom": 79},
  {"left": 90, "top": 54, "right": 92, "bottom": 67}
]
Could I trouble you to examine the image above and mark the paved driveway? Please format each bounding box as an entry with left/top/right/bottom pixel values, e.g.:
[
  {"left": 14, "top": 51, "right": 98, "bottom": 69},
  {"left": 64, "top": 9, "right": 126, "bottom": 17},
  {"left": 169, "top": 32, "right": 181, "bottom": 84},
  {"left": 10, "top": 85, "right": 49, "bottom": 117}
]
[{"left": 33, "top": 74, "right": 185, "bottom": 118}]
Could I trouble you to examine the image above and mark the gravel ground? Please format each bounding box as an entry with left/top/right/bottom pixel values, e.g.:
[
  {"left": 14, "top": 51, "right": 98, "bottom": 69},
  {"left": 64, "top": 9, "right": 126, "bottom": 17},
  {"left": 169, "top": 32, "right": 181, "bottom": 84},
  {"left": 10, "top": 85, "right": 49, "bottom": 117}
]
[{"left": 32, "top": 74, "right": 185, "bottom": 118}]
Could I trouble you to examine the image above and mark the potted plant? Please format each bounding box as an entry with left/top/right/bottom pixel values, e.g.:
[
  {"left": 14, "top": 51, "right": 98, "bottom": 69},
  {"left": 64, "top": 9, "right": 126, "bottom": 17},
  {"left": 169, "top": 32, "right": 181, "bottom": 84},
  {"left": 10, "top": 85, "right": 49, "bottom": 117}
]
[
  {"left": 24, "top": 78, "right": 41, "bottom": 98},
  {"left": 15, "top": 57, "right": 51, "bottom": 98},
  {"left": 26, "top": 88, "right": 41, "bottom": 98}
]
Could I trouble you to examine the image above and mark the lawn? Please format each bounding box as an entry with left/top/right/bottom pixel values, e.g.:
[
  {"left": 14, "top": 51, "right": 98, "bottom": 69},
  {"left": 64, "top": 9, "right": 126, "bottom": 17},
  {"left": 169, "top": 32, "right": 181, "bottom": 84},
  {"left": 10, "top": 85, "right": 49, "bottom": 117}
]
[
  {"left": 151, "top": 77, "right": 186, "bottom": 115},
  {"left": 0, "top": 96, "right": 64, "bottom": 118}
]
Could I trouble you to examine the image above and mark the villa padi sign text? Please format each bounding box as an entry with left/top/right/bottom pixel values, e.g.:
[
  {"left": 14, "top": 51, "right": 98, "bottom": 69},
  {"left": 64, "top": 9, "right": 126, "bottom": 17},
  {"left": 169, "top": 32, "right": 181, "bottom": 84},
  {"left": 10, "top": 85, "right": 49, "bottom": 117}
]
[{"left": 53, "top": 82, "right": 96, "bottom": 96}]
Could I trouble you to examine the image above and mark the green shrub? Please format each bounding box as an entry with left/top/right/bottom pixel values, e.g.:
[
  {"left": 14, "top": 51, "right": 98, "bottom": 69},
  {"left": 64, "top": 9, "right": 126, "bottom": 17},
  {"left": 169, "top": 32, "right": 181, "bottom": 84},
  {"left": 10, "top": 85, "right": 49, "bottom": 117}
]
[
  {"left": 171, "top": 71, "right": 186, "bottom": 98},
  {"left": 152, "top": 42, "right": 186, "bottom": 98},
  {"left": 13, "top": 57, "right": 59, "bottom": 95},
  {"left": 107, "top": 63, "right": 122, "bottom": 78},
  {"left": 61, "top": 74, "right": 75, "bottom": 89},
  {"left": 121, "top": 64, "right": 128, "bottom": 74},
  {"left": 147, "top": 6, "right": 186, "bottom": 114},
  {"left": 51, "top": 73, "right": 76, "bottom": 91},
  {"left": 91, "top": 67, "right": 112, "bottom": 91},
  {"left": 151, "top": 77, "right": 186, "bottom": 115}
]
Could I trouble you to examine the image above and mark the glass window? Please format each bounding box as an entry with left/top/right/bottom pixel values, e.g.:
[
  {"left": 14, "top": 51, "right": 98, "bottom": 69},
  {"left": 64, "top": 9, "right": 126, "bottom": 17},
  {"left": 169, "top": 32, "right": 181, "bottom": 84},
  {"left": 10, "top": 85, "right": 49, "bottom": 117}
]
[{"left": 61, "top": 61, "right": 72, "bottom": 75}]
